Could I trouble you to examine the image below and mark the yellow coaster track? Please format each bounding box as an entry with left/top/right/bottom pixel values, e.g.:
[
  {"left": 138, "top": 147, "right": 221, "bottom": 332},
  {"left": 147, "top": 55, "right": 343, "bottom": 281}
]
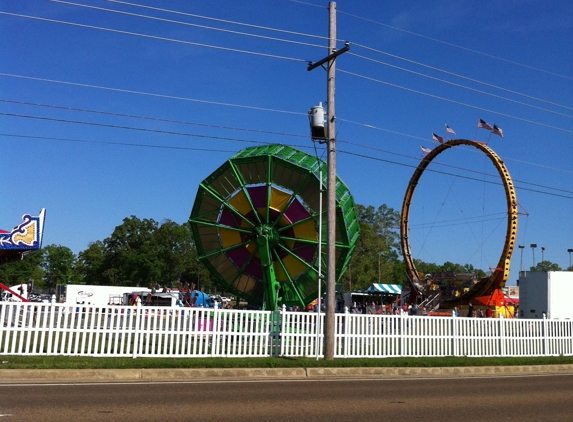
[{"left": 400, "top": 140, "right": 518, "bottom": 308}]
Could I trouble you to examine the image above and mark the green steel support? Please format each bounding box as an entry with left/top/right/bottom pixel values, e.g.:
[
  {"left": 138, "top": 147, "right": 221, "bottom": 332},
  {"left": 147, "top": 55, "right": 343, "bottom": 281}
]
[{"left": 256, "top": 225, "right": 281, "bottom": 311}]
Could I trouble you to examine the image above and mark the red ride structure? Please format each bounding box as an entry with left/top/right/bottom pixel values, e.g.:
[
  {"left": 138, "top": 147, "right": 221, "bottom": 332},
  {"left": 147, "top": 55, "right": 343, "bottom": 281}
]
[{"left": 0, "top": 209, "right": 46, "bottom": 302}]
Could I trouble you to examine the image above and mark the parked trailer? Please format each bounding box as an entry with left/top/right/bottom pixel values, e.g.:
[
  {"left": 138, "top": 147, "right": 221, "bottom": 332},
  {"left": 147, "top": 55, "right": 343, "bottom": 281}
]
[
  {"left": 518, "top": 271, "right": 573, "bottom": 319},
  {"left": 56, "top": 284, "right": 151, "bottom": 307}
]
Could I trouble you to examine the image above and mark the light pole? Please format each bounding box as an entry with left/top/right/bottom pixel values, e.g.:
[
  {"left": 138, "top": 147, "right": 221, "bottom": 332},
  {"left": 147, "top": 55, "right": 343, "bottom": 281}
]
[
  {"left": 518, "top": 245, "right": 525, "bottom": 272},
  {"left": 541, "top": 246, "right": 545, "bottom": 263},
  {"left": 568, "top": 249, "right": 573, "bottom": 268},
  {"left": 530, "top": 244, "right": 537, "bottom": 268}
]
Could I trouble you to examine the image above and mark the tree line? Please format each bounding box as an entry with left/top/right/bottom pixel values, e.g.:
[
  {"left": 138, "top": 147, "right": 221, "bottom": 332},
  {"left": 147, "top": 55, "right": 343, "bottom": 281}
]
[{"left": 1, "top": 204, "right": 568, "bottom": 293}]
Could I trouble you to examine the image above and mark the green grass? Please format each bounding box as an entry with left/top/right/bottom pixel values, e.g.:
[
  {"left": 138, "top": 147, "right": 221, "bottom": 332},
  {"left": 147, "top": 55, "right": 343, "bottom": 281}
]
[{"left": 1, "top": 355, "right": 573, "bottom": 370}]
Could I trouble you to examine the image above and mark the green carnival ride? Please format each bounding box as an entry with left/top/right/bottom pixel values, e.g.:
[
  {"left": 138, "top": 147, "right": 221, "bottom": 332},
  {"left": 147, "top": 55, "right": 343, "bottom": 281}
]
[{"left": 189, "top": 144, "right": 359, "bottom": 311}]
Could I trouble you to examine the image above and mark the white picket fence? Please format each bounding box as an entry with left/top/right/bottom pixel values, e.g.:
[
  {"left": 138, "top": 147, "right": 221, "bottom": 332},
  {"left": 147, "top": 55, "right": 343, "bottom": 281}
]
[{"left": 1, "top": 302, "right": 572, "bottom": 358}]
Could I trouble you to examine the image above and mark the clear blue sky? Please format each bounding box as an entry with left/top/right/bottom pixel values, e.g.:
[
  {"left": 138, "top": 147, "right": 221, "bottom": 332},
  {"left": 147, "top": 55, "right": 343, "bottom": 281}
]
[{"left": 1, "top": 0, "right": 572, "bottom": 283}]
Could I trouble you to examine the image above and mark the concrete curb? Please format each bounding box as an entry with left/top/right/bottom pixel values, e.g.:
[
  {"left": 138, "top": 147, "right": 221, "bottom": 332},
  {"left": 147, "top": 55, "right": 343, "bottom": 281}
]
[{"left": 1, "top": 364, "right": 573, "bottom": 383}]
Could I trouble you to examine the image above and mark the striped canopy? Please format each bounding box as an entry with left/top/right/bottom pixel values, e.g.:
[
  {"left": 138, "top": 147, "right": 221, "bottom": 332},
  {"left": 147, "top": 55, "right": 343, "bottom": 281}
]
[{"left": 355, "top": 284, "right": 402, "bottom": 295}]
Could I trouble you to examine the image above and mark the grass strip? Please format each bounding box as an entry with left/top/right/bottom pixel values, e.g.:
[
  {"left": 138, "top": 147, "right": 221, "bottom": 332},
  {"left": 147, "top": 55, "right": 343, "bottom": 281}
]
[{"left": 1, "top": 355, "right": 573, "bottom": 370}]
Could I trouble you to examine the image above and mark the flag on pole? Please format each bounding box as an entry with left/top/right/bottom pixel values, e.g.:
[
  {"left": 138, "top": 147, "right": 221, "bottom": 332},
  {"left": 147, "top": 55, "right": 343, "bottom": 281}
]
[
  {"left": 478, "top": 118, "right": 493, "bottom": 131},
  {"left": 445, "top": 124, "right": 456, "bottom": 135},
  {"left": 432, "top": 133, "right": 444, "bottom": 143},
  {"left": 492, "top": 124, "right": 504, "bottom": 138},
  {"left": 420, "top": 145, "right": 432, "bottom": 156}
]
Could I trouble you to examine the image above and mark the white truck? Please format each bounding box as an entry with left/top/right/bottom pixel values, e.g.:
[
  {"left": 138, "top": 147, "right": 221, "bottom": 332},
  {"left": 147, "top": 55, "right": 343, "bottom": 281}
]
[
  {"left": 56, "top": 284, "right": 151, "bottom": 307},
  {"left": 518, "top": 271, "right": 573, "bottom": 319},
  {"left": 1, "top": 283, "right": 30, "bottom": 302}
]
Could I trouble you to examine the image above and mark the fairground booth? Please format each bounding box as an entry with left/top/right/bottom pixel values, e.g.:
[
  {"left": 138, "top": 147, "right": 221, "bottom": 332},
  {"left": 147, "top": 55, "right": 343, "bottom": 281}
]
[{"left": 343, "top": 283, "right": 402, "bottom": 313}]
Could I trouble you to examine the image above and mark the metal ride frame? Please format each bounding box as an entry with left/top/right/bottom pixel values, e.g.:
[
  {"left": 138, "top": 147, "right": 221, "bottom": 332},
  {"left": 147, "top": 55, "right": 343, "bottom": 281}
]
[
  {"left": 189, "top": 144, "right": 359, "bottom": 311},
  {"left": 400, "top": 139, "right": 518, "bottom": 307}
]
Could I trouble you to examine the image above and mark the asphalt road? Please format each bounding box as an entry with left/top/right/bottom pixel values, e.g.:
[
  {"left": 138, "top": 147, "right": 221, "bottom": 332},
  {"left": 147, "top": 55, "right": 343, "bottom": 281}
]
[{"left": 1, "top": 374, "right": 572, "bottom": 421}]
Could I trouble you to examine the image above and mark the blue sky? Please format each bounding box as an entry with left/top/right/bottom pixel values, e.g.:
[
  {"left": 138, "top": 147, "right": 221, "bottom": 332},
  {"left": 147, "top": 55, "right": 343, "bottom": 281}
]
[{"left": 1, "top": 0, "right": 572, "bottom": 283}]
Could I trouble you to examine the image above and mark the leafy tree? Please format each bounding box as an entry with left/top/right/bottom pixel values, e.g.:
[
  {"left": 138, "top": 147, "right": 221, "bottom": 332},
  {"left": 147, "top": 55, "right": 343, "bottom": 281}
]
[
  {"left": 76, "top": 241, "right": 106, "bottom": 285},
  {"left": 530, "top": 261, "right": 562, "bottom": 272},
  {"left": 0, "top": 249, "right": 45, "bottom": 288},
  {"left": 91, "top": 216, "right": 215, "bottom": 291},
  {"left": 41, "top": 245, "right": 77, "bottom": 291},
  {"left": 339, "top": 204, "right": 401, "bottom": 291},
  {"left": 154, "top": 220, "right": 207, "bottom": 289},
  {"left": 103, "top": 216, "right": 162, "bottom": 286}
]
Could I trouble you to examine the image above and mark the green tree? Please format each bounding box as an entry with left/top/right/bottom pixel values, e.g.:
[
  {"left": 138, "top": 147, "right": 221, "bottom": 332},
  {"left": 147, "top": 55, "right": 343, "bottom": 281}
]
[
  {"left": 76, "top": 241, "right": 107, "bottom": 285},
  {"left": 339, "top": 204, "right": 401, "bottom": 291},
  {"left": 41, "top": 245, "right": 77, "bottom": 291},
  {"left": 103, "top": 216, "right": 162, "bottom": 286},
  {"left": 530, "top": 261, "right": 562, "bottom": 272},
  {"left": 153, "top": 220, "right": 204, "bottom": 288},
  {"left": 0, "top": 249, "right": 45, "bottom": 288}
]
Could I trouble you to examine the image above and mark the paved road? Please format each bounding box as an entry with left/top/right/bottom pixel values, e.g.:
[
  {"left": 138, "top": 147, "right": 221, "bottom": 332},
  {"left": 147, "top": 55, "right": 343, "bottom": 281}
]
[{"left": 1, "top": 374, "right": 572, "bottom": 421}]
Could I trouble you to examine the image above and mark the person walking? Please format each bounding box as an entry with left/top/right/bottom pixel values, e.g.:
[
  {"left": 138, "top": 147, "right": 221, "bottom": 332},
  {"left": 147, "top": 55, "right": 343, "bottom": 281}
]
[{"left": 467, "top": 302, "right": 475, "bottom": 318}]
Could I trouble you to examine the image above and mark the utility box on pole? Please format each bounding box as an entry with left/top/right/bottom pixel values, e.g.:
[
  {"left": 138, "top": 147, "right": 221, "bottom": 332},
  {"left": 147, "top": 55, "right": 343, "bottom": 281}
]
[
  {"left": 518, "top": 271, "right": 573, "bottom": 319},
  {"left": 308, "top": 102, "right": 326, "bottom": 140}
]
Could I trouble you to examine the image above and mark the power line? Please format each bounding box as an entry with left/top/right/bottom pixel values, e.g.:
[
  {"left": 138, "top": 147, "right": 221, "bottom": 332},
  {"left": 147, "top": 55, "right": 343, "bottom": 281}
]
[
  {"left": 287, "top": 0, "right": 324, "bottom": 9},
  {"left": 48, "top": 1, "right": 570, "bottom": 117},
  {"left": 2, "top": 71, "right": 571, "bottom": 179},
  {"left": 1, "top": 99, "right": 554, "bottom": 190},
  {"left": 4, "top": 96, "right": 571, "bottom": 189},
  {"left": 49, "top": 0, "right": 325, "bottom": 50},
  {"left": 58, "top": 0, "right": 569, "bottom": 121},
  {"left": 337, "top": 139, "right": 573, "bottom": 195},
  {"left": 0, "top": 99, "right": 308, "bottom": 139},
  {"left": 1, "top": 115, "right": 569, "bottom": 199},
  {"left": 0, "top": 11, "right": 308, "bottom": 63},
  {"left": 337, "top": 118, "right": 573, "bottom": 175},
  {"left": 338, "top": 69, "right": 573, "bottom": 134},
  {"left": 410, "top": 216, "right": 507, "bottom": 231},
  {"left": 106, "top": 0, "right": 329, "bottom": 40},
  {"left": 338, "top": 149, "right": 573, "bottom": 200},
  {"left": 3, "top": 106, "right": 569, "bottom": 195},
  {"left": 349, "top": 52, "right": 573, "bottom": 119},
  {"left": 337, "top": 10, "right": 573, "bottom": 82},
  {"left": 0, "top": 99, "right": 573, "bottom": 189},
  {"left": 352, "top": 44, "right": 573, "bottom": 113},
  {"left": 78, "top": 0, "right": 571, "bottom": 114},
  {"left": 0, "top": 112, "right": 302, "bottom": 145},
  {"left": 0, "top": 133, "right": 237, "bottom": 153},
  {"left": 0, "top": 73, "right": 307, "bottom": 117},
  {"left": 408, "top": 212, "right": 508, "bottom": 229}
]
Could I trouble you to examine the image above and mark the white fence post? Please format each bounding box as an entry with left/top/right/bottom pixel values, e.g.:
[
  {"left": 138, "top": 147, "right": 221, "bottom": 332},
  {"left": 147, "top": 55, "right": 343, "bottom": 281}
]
[
  {"left": 543, "top": 313, "right": 549, "bottom": 356},
  {"left": 47, "top": 302, "right": 56, "bottom": 355},
  {"left": 452, "top": 311, "right": 458, "bottom": 357},
  {"left": 499, "top": 314, "right": 506, "bottom": 357},
  {"left": 400, "top": 311, "right": 406, "bottom": 357},
  {"left": 277, "top": 305, "right": 286, "bottom": 358},
  {"left": 343, "top": 307, "right": 349, "bottom": 358},
  {"left": 212, "top": 301, "right": 219, "bottom": 357},
  {"left": 132, "top": 301, "right": 141, "bottom": 358}
]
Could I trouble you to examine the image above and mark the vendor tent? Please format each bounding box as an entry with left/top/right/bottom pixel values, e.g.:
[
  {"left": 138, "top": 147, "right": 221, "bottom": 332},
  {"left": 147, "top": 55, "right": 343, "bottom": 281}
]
[{"left": 355, "top": 284, "right": 402, "bottom": 294}]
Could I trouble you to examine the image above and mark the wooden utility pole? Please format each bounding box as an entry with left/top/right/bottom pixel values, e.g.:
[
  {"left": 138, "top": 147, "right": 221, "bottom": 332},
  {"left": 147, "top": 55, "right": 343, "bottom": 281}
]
[
  {"left": 324, "top": 1, "right": 337, "bottom": 361},
  {"left": 307, "top": 2, "right": 349, "bottom": 360}
]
